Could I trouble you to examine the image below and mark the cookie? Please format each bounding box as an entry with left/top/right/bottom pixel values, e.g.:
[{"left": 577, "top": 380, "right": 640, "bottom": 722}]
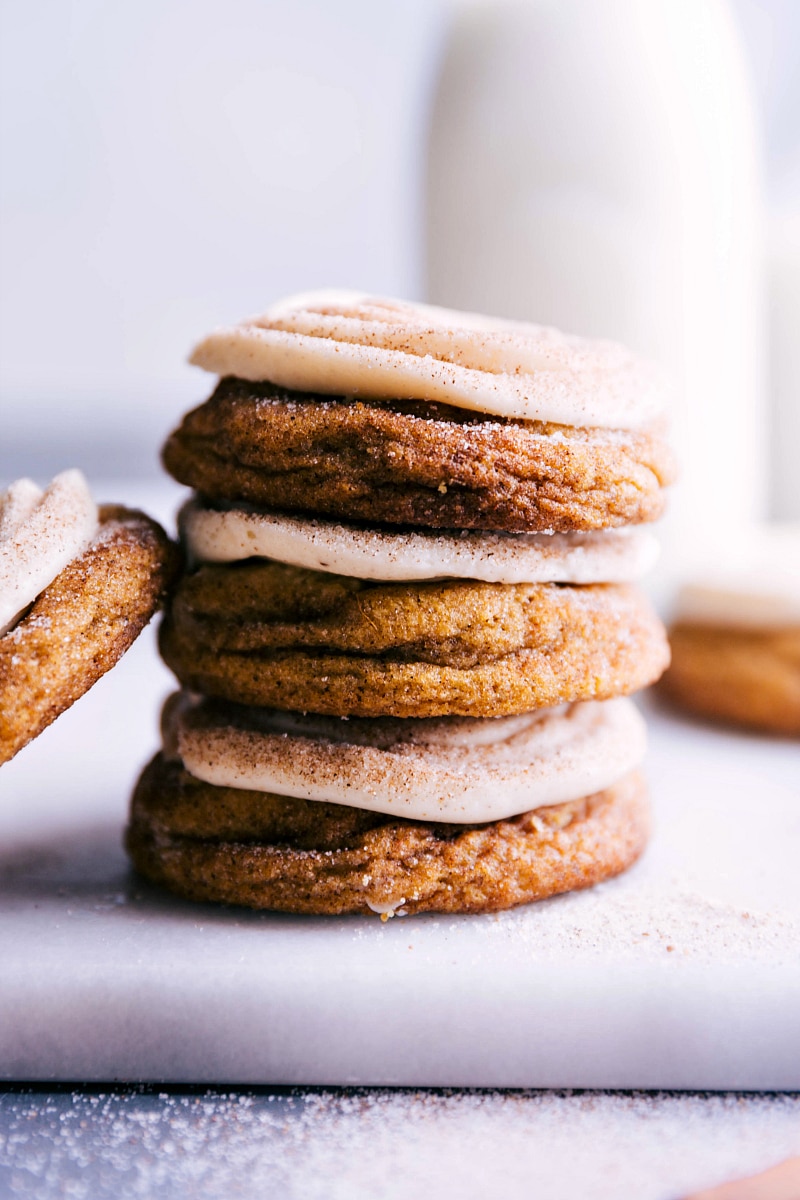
[
  {"left": 127, "top": 291, "right": 673, "bottom": 916},
  {"left": 0, "top": 481, "right": 179, "bottom": 765},
  {"left": 0, "top": 471, "right": 97, "bottom": 636},
  {"left": 127, "top": 755, "right": 650, "bottom": 916},
  {"left": 163, "top": 379, "right": 675, "bottom": 533},
  {"left": 662, "top": 524, "right": 800, "bottom": 736},
  {"left": 160, "top": 562, "right": 669, "bottom": 717},
  {"left": 663, "top": 624, "right": 800, "bottom": 736}
]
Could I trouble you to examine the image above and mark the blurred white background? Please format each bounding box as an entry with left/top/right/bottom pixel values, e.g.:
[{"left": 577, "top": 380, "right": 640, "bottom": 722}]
[
  {"left": 0, "top": 0, "right": 798, "bottom": 521},
  {"left": 0, "top": 0, "right": 446, "bottom": 473}
]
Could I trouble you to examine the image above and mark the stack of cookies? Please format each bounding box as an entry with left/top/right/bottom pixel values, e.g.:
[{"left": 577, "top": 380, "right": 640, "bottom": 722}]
[{"left": 127, "top": 293, "right": 675, "bottom": 917}]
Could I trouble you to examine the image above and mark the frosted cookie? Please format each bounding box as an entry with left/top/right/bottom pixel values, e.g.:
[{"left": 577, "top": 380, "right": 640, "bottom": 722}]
[
  {"left": 163, "top": 379, "right": 675, "bottom": 534},
  {"left": 0, "top": 474, "right": 179, "bottom": 765},
  {"left": 160, "top": 562, "right": 670, "bottom": 718},
  {"left": 127, "top": 757, "right": 650, "bottom": 916},
  {"left": 663, "top": 525, "right": 800, "bottom": 736},
  {"left": 180, "top": 497, "right": 660, "bottom": 583}
]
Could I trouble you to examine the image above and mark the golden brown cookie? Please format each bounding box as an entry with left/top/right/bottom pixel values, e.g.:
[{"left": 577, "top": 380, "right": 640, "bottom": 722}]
[
  {"left": 159, "top": 561, "right": 670, "bottom": 717},
  {"left": 126, "top": 754, "right": 649, "bottom": 915},
  {"left": 0, "top": 506, "right": 179, "bottom": 765},
  {"left": 162, "top": 379, "right": 676, "bottom": 533},
  {"left": 662, "top": 623, "right": 800, "bottom": 737}
]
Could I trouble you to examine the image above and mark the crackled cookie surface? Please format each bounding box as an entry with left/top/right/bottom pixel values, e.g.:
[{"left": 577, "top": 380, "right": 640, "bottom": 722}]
[
  {"left": 160, "top": 562, "right": 669, "bottom": 717},
  {"left": 163, "top": 380, "right": 675, "bottom": 533},
  {"left": 0, "top": 501, "right": 179, "bottom": 765},
  {"left": 127, "top": 758, "right": 649, "bottom": 916}
]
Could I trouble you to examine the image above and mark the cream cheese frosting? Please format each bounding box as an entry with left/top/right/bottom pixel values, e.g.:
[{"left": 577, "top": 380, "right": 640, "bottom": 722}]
[
  {"left": 179, "top": 498, "right": 660, "bottom": 584},
  {"left": 0, "top": 470, "right": 98, "bottom": 636},
  {"left": 674, "top": 523, "right": 800, "bottom": 629},
  {"left": 170, "top": 695, "right": 647, "bottom": 824},
  {"left": 189, "top": 290, "right": 666, "bottom": 429}
]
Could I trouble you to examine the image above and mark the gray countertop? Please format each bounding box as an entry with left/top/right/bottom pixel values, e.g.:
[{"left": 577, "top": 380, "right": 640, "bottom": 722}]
[{"left": 2, "top": 1087, "right": 800, "bottom": 1199}]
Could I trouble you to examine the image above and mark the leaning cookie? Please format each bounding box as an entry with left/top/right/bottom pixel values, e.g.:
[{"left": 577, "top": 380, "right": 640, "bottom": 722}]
[
  {"left": 0, "top": 472, "right": 179, "bottom": 765},
  {"left": 128, "top": 767, "right": 649, "bottom": 916},
  {"left": 661, "top": 525, "right": 800, "bottom": 737},
  {"left": 126, "top": 695, "right": 650, "bottom": 915},
  {"left": 163, "top": 292, "right": 676, "bottom": 533}
]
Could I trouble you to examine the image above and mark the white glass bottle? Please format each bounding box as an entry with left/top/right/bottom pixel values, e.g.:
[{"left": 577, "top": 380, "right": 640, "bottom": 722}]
[{"left": 426, "top": 0, "right": 765, "bottom": 593}]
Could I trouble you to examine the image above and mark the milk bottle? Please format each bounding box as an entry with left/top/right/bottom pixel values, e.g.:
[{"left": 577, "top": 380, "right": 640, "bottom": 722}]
[{"left": 427, "top": 0, "right": 765, "bottom": 591}]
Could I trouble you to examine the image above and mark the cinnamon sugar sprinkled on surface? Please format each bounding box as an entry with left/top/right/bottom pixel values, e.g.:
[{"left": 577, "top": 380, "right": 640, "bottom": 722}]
[
  {"left": 478, "top": 884, "right": 800, "bottom": 966},
  {"left": 1, "top": 1088, "right": 798, "bottom": 1200}
]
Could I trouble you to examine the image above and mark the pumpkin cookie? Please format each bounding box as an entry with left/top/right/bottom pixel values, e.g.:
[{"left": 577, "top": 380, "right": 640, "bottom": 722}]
[
  {"left": 189, "top": 290, "right": 666, "bottom": 427},
  {"left": 0, "top": 472, "right": 179, "bottom": 765},
  {"left": 127, "top": 753, "right": 649, "bottom": 916},
  {"left": 160, "top": 562, "right": 669, "bottom": 717},
  {"left": 164, "top": 290, "right": 675, "bottom": 533},
  {"left": 163, "top": 379, "right": 675, "bottom": 533},
  {"left": 664, "top": 624, "right": 800, "bottom": 736},
  {"left": 662, "top": 525, "right": 800, "bottom": 736}
]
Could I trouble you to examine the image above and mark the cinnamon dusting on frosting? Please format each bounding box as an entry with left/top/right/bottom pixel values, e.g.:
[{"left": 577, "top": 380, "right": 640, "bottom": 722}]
[
  {"left": 180, "top": 498, "right": 660, "bottom": 584},
  {"left": 169, "top": 695, "right": 647, "bottom": 824},
  {"left": 189, "top": 290, "right": 667, "bottom": 429},
  {"left": 0, "top": 471, "right": 98, "bottom": 636}
]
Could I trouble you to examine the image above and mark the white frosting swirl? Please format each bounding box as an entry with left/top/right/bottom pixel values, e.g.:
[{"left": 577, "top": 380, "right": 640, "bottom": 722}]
[
  {"left": 179, "top": 499, "right": 659, "bottom": 584},
  {"left": 0, "top": 470, "right": 98, "bottom": 636},
  {"left": 189, "top": 290, "right": 666, "bottom": 429},
  {"left": 171, "top": 695, "right": 647, "bottom": 824}
]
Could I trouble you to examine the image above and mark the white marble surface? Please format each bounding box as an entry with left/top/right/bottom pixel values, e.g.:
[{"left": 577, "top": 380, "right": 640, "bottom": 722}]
[{"left": 0, "top": 483, "right": 798, "bottom": 1088}]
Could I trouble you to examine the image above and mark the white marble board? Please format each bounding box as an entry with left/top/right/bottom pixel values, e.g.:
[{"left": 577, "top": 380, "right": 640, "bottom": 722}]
[{"left": 0, "top": 485, "right": 798, "bottom": 1089}]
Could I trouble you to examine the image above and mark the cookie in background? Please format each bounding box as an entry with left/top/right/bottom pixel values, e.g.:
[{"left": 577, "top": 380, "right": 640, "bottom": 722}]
[{"left": 662, "top": 524, "right": 800, "bottom": 737}]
